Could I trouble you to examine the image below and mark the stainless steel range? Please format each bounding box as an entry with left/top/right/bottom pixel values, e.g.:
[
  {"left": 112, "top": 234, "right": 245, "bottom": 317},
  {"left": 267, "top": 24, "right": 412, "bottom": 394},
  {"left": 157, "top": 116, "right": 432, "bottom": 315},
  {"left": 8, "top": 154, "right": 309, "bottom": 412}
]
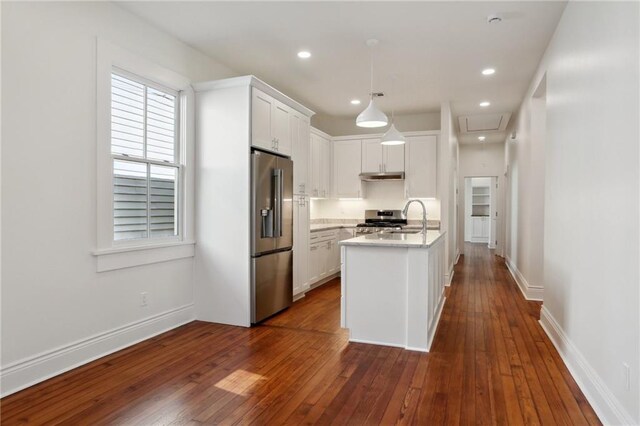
[{"left": 355, "top": 209, "right": 408, "bottom": 236}]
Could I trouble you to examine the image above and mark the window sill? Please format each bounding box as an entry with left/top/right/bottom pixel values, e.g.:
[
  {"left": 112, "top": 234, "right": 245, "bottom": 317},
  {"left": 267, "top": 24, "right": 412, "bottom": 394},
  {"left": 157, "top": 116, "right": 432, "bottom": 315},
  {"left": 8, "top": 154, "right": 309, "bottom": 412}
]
[{"left": 92, "top": 240, "right": 195, "bottom": 272}]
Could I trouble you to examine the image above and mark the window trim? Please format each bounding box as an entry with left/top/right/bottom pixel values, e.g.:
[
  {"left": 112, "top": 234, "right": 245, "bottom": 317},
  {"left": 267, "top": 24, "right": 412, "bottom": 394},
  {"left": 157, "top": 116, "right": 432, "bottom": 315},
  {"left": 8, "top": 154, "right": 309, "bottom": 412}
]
[{"left": 95, "top": 39, "right": 195, "bottom": 270}]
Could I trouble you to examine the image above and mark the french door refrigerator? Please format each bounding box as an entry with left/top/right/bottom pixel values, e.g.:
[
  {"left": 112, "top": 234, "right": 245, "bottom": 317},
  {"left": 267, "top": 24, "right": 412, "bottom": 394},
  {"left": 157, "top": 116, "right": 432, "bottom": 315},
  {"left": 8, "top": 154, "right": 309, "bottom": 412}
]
[{"left": 251, "top": 150, "right": 293, "bottom": 323}]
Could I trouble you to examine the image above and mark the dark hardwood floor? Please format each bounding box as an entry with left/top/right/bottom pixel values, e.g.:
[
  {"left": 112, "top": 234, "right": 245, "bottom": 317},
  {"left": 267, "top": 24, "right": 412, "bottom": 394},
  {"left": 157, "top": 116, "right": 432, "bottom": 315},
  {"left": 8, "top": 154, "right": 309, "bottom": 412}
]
[{"left": 0, "top": 244, "right": 600, "bottom": 425}]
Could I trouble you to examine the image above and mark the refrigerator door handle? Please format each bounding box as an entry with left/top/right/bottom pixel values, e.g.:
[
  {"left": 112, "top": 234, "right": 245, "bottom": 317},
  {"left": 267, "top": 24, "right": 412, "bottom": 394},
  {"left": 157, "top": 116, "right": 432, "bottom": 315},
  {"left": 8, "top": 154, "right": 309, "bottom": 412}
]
[{"left": 273, "top": 168, "right": 283, "bottom": 237}]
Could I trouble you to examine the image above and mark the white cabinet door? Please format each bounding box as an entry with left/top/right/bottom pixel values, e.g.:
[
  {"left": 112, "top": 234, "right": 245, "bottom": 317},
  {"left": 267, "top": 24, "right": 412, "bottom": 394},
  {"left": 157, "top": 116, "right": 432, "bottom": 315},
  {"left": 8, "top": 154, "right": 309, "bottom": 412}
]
[
  {"left": 481, "top": 217, "right": 490, "bottom": 239},
  {"left": 309, "top": 242, "right": 322, "bottom": 283},
  {"left": 320, "top": 137, "right": 331, "bottom": 198},
  {"left": 384, "top": 144, "right": 405, "bottom": 172},
  {"left": 404, "top": 135, "right": 437, "bottom": 198},
  {"left": 251, "top": 88, "right": 274, "bottom": 152},
  {"left": 292, "top": 114, "right": 310, "bottom": 195},
  {"left": 309, "top": 134, "right": 321, "bottom": 197},
  {"left": 362, "top": 139, "right": 383, "bottom": 173},
  {"left": 273, "top": 100, "right": 291, "bottom": 156},
  {"left": 333, "top": 140, "right": 362, "bottom": 198},
  {"left": 293, "top": 196, "right": 309, "bottom": 296},
  {"left": 471, "top": 217, "right": 483, "bottom": 239},
  {"left": 328, "top": 239, "right": 340, "bottom": 275}
]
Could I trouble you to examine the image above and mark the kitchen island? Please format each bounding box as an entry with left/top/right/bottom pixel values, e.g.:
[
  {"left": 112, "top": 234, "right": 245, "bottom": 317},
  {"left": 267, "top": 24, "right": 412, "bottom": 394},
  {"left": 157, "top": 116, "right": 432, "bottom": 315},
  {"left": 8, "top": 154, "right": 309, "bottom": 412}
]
[{"left": 339, "top": 230, "right": 446, "bottom": 352}]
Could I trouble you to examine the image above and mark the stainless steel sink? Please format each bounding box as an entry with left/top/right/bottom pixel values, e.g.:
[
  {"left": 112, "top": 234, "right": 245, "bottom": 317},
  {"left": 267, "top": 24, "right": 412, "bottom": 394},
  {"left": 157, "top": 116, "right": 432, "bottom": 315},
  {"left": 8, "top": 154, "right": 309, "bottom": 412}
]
[{"left": 379, "top": 229, "right": 422, "bottom": 234}]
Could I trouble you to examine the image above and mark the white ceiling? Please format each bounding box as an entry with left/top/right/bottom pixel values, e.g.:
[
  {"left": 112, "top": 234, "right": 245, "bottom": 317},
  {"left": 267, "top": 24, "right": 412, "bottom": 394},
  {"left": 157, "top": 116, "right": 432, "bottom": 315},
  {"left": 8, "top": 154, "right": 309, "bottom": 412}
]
[{"left": 118, "top": 1, "right": 565, "bottom": 143}]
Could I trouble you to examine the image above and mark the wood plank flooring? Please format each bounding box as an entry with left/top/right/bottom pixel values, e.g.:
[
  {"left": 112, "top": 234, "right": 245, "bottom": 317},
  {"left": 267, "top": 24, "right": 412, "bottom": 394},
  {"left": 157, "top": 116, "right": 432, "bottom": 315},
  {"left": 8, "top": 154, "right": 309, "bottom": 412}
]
[{"left": 0, "top": 244, "right": 600, "bottom": 425}]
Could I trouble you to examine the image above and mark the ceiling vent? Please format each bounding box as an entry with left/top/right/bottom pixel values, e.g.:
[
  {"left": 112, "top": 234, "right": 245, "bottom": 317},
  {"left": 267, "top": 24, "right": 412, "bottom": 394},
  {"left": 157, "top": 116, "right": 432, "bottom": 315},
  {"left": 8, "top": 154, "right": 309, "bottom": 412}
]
[{"left": 458, "top": 113, "right": 511, "bottom": 133}]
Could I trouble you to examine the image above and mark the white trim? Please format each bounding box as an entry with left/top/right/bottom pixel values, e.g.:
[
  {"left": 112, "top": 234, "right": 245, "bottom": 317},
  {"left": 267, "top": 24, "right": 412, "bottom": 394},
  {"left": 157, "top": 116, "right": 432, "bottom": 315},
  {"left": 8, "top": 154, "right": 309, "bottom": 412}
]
[
  {"left": 308, "top": 271, "right": 340, "bottom": 290},
  {"left": 310, "top": 126, "right": 333, "bottom": 140},
  {"left": 96, "top": 38, "right": 196, "bottom": 270},
  {"left": 293, "top": 292, "right": 306, "bottom": 302},
  {"left": 332, "top": 130, "right": 440, "bottom": 142},
  {"left": 0, "top": 304, "right": 195, "bottom": 397},
  {"left": 445, "top": 261, "right": 455, "bottom": 287},
  {"left": 348, "top": 337, "right": 427, "bottom": 352},
  {"left": 505, "top": 255, "right": 543, "bottom": 301},
  {"left": 426, "top": 295, "right": 446, "bottom": 351},
  {"left": 192, "top": 75, "right": 315, "bottom": 117},
  {"left": 94, "top": 242, "right": 195, "bottom": 272},
  {"left": 539, "top": 306, "right": 635, "bottom": 426}
]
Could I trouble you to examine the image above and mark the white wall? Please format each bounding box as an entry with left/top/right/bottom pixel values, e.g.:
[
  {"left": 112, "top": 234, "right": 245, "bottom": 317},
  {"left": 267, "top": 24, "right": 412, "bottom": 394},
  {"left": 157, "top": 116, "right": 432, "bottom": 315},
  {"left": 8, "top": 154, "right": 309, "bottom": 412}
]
[
  {"left": 311, "top": 180, "right": 440, "bottom": 221},
  {"left": 312, "top": 111, "right": 440, "bottom": 137},
  {"left": 457, "top": 142, "right": 505, "bottom": 255},
  {"left": 0, "top": 2, "right": 236, "bottom": 396},
  {"left": 505, "top": 2, "right": 639, "bottom": 424}
]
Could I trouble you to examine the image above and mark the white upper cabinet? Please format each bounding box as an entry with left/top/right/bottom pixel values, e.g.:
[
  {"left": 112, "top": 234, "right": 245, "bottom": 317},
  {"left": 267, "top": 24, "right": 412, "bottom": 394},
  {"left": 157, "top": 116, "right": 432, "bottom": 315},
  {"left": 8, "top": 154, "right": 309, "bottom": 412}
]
[
  {"left": 333, "top": 139, "right": 362, "bottom": 198},
  {"left": 273, "top": 100, "right": 291, "bottom": 155},
  {"left": 362, "top": 139, "right": 383, "bottom": 173},
  {"left": 251, "top": 88, "right": 274, "bottom": 152},
  {"left": 310, "top": 128, "right": 331, "bottom": 198},
  {"left": 384, "top": 144, "right": 405, "bottom": 172},
  {"left": 251, "top": 87, "right": 292, "bottom": 156},
  {"left": 404, "top": 135, "right": 437, "bottom": 198},
  {"left": 291, "top": 113, "right": 310, "bottom": 195},
  {"left": 361, "top": 139, "right": 404, "bottom": 173}
]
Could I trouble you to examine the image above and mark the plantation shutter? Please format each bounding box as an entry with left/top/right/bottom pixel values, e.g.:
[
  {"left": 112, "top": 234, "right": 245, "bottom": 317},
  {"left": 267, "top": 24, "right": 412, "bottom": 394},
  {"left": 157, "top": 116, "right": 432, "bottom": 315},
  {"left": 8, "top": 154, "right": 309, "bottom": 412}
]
[{"left": 110, "top": 72, "right": 179, "bottom": 241}]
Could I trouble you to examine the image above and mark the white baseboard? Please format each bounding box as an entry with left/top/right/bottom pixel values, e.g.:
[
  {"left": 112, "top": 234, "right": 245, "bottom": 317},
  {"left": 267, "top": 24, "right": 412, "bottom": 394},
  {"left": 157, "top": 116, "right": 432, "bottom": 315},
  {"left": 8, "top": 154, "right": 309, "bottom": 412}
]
[
  {"left": 505, "top": 256, "right": 543, "bottom": 301},
  {"left": 308, "top": 271, "right": 340, "bottom": 291},
  {"left": 427, "top": 294, "right": 446, "bottom": 351},
  {"left": 539, "top": 306, "right": 635, "bottom": 425},
  {"left": 293, "top": 292, "right": 306, "bottom": 302},
  {"left": 0, "top": 304, "right": 195, "bottom": 397},
  {"left": 445, "top": 262, "right": 455, "bottom": 287}
]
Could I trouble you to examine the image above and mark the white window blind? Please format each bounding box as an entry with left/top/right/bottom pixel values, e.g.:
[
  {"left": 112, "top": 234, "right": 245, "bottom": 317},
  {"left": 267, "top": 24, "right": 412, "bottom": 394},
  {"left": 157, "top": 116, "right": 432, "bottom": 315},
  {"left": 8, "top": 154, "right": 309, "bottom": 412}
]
[{"left": 111, "top": 71, "right": 180, "bottom": 241}]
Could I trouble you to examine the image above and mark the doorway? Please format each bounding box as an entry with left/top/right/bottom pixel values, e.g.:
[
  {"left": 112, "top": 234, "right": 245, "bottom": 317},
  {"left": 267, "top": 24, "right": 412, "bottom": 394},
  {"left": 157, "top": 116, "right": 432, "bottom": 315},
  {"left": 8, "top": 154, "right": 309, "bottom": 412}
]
[{"left": 464, "top": 176, "right": 498, "bottom": 248}]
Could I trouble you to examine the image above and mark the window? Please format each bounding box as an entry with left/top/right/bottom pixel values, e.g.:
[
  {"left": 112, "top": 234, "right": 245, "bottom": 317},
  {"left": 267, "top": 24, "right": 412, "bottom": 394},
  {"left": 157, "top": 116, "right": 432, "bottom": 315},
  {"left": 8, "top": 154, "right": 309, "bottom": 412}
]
[
  {"left": 110, "top": 71, "right": 180, "bottom": 242},
  {"left": 94, "top": 40, "right": 195, "bottom": 271}
]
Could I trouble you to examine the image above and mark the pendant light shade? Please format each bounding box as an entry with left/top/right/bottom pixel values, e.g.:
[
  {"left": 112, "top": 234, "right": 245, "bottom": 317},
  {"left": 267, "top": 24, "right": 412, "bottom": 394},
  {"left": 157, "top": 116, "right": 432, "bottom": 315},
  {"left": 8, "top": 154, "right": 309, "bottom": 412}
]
[
  {"left": 356, "top": 99, "right": 388, "bottom": 128},
  {"left": 356, "top": 39, "right": 388, "bottom": 128},
  {"left": 381, "top": 123, "right": 405, "bottom": 145},
  {"left": 381, "top": 75, "right": 404, "bottom": 145}
]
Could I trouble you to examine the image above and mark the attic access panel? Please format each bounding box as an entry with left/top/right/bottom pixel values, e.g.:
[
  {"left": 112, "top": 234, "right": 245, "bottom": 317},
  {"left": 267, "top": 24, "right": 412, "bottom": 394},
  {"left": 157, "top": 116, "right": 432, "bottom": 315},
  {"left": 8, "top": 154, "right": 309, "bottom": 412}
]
[{"left": 458, "top": 113, "right": 511, "bottom": 133}]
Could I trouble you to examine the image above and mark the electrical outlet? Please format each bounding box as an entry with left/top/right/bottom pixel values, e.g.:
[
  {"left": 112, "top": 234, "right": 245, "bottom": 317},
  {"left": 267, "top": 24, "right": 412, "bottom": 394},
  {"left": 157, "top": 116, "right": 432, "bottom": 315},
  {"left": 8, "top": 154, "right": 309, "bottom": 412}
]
[
  {"left": 623, "top": 363, "right": 630, "bottom": 391},
  {"left": 140, "top": 292, "right": 148, "bottom": 307}
]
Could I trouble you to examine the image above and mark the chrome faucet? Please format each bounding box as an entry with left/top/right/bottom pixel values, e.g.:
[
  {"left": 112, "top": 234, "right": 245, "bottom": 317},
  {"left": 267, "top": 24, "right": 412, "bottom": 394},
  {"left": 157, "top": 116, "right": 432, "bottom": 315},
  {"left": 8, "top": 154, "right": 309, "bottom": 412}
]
[{"left": 402, "top": 200, "right": 428, "bottom": 234}]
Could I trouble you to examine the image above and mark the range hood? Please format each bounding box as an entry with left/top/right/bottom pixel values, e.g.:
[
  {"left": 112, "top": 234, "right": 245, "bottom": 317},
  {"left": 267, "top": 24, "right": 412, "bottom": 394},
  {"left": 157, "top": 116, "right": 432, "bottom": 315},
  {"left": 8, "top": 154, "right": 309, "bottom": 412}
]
[{"left": 359, "top": 172, "right": 405, "bottom": 181}]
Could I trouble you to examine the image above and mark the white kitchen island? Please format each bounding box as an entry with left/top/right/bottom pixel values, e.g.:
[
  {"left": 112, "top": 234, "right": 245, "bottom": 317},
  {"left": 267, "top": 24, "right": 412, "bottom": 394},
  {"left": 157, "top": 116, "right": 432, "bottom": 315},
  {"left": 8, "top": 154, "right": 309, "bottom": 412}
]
[{"left": 339, "top": 231, "right": 446, "bottom": 352}]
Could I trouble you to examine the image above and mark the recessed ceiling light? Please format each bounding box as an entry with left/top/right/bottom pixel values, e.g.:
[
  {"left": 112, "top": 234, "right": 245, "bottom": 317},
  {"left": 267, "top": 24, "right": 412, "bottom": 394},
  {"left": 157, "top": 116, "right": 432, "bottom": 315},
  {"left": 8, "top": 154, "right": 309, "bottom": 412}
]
[
  {"left": 350, "top": 99, "right": 361, "bottom": 105},
  {"left": 479, "top": 101, "right": 491, "bottom": 107},
  {"left": 297, "top": 51, "right": 311, "bottom": 59},
  {"left": 478, "top": 136, "right": 486, "bottom": 141},
  {"left": 482, "top": 68, "right": 495, "bottom": 75}
]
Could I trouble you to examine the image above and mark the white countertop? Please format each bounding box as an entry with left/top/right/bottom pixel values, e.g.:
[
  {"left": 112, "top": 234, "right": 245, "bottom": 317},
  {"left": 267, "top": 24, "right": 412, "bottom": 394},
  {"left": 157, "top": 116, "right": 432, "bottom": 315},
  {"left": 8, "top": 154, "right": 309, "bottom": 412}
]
[
  {"left": 310, "top": 223, "right": 357, "bottom": 232},
  {"left": 339, "top": 230, "right": 444, "bottom": 248}
]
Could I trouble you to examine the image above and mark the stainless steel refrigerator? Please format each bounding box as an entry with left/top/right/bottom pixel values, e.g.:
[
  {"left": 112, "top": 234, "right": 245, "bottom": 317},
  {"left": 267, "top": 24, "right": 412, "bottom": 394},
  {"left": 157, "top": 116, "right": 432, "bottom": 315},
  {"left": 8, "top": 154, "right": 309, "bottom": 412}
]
[{"left": 251, "top": 150, "right": 293, "bottom": 323}]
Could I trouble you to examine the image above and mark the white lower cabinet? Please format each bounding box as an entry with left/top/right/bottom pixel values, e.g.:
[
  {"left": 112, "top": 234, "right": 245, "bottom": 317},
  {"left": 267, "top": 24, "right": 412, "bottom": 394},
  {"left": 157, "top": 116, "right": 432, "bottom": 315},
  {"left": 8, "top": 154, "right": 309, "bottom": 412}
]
[
  {"left": 293, "top": 195, "right": 310, "bottom": 296},
  {"left": 307, "top": 228, "right": 356, "bottom": 289},
  {"left": 470, "top": 216, "right": 490, "bottom": 243}
]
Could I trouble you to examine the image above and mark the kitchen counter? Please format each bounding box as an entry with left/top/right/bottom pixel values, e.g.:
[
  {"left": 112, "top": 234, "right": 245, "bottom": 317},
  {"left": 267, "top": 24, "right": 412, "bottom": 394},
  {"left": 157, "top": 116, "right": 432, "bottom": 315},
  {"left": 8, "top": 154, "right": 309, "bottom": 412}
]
[
  {"left": 339, "top": 230, "right": 443, "bottom": 248},
  {"left": 310, "top": 223, "right": 357, "bottom": 232},
  {"left": 340, "top": 230, "right": 447, "bottom": 352}
]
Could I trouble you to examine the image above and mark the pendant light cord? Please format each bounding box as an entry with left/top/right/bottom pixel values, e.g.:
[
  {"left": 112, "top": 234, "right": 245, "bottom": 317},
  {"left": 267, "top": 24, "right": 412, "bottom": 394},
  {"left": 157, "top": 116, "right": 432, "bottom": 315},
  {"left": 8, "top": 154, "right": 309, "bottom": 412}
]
[{"left": 370, "top": 47, "right": 374, "bottom": 100}]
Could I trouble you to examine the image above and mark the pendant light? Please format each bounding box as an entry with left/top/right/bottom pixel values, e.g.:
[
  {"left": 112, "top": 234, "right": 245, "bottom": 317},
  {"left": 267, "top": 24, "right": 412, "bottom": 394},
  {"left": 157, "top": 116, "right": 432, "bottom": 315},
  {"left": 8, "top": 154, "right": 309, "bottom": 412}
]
[
  {"left": 381, "top": 76, "right": 405, "bottom": 145},
  {"left": 356, "top": 39, "right": 388, "bottom": 128}
]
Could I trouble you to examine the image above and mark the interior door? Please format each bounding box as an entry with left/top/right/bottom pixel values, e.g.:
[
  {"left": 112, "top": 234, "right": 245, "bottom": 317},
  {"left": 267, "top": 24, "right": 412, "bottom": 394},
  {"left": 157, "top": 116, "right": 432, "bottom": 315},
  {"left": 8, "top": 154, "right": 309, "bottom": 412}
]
[{"left": 489, "top": 177, "right": 497, "bottom": 248}]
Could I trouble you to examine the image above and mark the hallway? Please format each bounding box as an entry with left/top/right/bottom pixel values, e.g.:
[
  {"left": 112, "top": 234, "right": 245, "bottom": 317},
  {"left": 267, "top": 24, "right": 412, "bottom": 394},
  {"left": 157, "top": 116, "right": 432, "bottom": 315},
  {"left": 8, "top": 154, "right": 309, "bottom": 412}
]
[{"left": 0, "top": 245, "right": 600, "bottom": 424}]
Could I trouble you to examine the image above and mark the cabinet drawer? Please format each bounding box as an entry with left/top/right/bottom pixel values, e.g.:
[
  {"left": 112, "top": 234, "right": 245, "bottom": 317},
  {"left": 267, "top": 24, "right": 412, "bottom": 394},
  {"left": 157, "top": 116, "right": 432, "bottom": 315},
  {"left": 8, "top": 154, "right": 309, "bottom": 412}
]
[{"left": 310, "top": 230, "right": 338, "bottom": 243}]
